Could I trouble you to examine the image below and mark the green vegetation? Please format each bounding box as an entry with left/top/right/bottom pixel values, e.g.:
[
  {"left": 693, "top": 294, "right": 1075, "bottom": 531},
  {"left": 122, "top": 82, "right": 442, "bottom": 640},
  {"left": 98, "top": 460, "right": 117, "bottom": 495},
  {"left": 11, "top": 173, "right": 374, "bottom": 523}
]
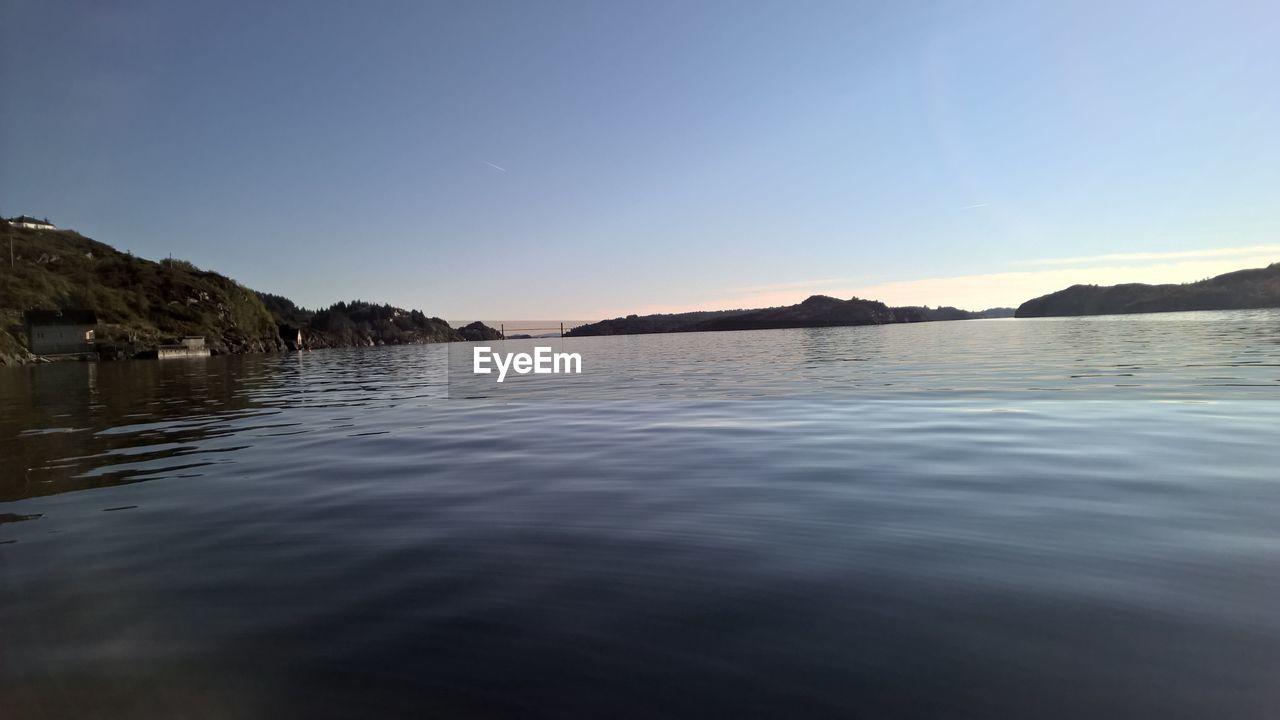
[
  {"left": 0, "top": 224, "right": 493, "bottom": 365},
  {"left": 304, "top": 301, "right": 459, "bottom": 347},
  {"left": 1, "top": 225, "right": 281, "bottom": 362},
  {"left": 458, "top": 321, "right": 503, "bottom": 341},
  {"left": 256, "top": 291, "right": 313, "bottom": 328}
]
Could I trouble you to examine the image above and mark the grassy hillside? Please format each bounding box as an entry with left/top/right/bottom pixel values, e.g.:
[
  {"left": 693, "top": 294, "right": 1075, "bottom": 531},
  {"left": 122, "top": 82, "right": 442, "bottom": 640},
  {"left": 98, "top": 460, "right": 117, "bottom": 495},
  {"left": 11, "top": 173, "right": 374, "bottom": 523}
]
[
  {"left": 0, "top": 224, "right": 484, "bottom": 365},
  {"left": 1, "top": 225, "right": 282, "bottom": 363}
]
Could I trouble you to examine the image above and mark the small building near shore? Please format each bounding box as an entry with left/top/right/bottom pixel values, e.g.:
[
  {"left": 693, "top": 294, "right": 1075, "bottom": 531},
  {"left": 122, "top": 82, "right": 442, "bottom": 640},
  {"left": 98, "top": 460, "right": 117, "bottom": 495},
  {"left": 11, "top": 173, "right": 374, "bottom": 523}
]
[
  {"left": 158, "top": 336, "right": 211, "bottom": 359},
  {"left": 25, "top": 309, "right": 98, "bottom": 355}
]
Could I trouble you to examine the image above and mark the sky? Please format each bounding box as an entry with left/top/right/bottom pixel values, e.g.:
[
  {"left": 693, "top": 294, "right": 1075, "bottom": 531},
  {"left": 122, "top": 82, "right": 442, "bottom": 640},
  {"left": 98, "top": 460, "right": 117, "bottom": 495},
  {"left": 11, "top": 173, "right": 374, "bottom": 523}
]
[{"left": 2, "top": 0, "right": 1278, "bottom": 319}]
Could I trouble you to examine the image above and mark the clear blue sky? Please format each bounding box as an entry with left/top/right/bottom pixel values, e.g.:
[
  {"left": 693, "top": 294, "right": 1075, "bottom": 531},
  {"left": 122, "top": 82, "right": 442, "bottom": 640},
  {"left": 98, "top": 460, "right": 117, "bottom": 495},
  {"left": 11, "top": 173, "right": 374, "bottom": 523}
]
[{"left": 3, "top": 1, "right": 1277, "bottom": 318}]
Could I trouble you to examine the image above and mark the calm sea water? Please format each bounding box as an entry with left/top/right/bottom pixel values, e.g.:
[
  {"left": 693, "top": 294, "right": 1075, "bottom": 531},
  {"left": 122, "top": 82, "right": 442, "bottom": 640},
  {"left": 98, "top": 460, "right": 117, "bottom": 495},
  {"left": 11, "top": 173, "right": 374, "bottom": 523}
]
[{"left": 3, "top": 311, "right": 1280, "bottom": 718}]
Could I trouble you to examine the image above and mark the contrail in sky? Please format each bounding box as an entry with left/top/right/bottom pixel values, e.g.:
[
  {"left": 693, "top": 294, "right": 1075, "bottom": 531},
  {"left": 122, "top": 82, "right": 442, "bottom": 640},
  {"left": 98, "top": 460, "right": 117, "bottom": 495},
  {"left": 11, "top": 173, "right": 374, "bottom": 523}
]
[
  {"left": 963, "top": 202, "right": 988, "bottom": 209},
  {"left": 481, "top": 160, "right": 508, "bottom": 173}
]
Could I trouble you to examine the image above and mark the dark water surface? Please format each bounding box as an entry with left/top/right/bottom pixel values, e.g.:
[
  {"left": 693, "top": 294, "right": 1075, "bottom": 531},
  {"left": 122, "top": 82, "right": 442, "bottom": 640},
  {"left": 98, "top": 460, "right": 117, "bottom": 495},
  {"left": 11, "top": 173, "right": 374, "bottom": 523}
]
[{"left": 3, "top": 312, "right": 1280, "bottom": 718}]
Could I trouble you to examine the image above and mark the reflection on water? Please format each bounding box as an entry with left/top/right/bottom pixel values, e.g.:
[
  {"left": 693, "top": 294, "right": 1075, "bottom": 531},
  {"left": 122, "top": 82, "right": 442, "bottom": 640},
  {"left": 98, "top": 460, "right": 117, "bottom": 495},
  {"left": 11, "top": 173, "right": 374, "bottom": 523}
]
[
  {"left": 0, "top": 347, "right": 450, "bottom": 501},
  {"left": 2, "top": 311, "right": 1280, "bottom": 717},
  {"left": 5, "top": 310, "right": 1280, "bottom": 501}
]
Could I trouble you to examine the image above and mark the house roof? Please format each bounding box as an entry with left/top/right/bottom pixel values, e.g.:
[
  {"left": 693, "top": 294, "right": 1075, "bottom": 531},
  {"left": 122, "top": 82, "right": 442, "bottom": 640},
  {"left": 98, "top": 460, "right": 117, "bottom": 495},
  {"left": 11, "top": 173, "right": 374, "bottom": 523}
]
[
  {"left": 7, "top": 215, "right": 54, "bottom": 226},
  {"left": 24, "top": 309, "right": 98, "bottom": 325}
]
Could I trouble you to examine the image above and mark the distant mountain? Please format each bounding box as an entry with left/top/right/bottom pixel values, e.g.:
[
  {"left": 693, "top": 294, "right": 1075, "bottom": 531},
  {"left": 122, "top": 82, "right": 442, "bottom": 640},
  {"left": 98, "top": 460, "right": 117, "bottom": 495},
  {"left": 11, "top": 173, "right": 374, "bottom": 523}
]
[
  {"left": 0, "top": 223, "right": 498, "bottom": 365},
  {"left": 565, "top": 309, "right": 753, "bottom": 336},
  {"left": 567, "top": 296, "right": 1011, "bottom": 337},
  {"left": 974, "top": 307, "right": 1017, "bottom": 319},
  {"left": 1015, "top": 263, "right": 1280, "bottom": 318}
]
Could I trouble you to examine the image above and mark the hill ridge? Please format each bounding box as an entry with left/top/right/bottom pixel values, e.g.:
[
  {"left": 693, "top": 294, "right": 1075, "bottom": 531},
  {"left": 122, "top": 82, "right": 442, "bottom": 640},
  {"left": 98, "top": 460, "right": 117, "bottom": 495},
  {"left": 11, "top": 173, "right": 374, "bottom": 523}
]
[
  {"left": 1015, "top": 262, "right": 1280, "bottom": 317},
  {"left": 0, "top": 224, "right": 497, "bottom": 365},
  {"left": 566, "top": 296, "right": 1014, "bottom": 337}
]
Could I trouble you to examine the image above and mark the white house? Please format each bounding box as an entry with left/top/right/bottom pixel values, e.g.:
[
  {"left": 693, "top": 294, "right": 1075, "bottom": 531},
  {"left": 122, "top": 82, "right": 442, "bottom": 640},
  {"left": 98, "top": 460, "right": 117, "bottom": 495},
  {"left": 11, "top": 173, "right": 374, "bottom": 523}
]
[{"left": 6, "top": 215, "right": 56, "bottom": 230}]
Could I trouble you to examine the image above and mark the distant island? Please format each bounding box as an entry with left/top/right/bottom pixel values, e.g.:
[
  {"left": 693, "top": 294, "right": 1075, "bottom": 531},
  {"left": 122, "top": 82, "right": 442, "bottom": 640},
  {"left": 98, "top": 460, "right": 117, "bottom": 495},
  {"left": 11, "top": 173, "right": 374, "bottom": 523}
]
[
  {"left": 567, "top": 296, "right": 1014, "bottom": 337},
  {"left": 0, "top": 221, "right": 500, "bottom": 366},
  {"left": 1016, "top": 262, "right": 1280, "bottom": 317}
]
